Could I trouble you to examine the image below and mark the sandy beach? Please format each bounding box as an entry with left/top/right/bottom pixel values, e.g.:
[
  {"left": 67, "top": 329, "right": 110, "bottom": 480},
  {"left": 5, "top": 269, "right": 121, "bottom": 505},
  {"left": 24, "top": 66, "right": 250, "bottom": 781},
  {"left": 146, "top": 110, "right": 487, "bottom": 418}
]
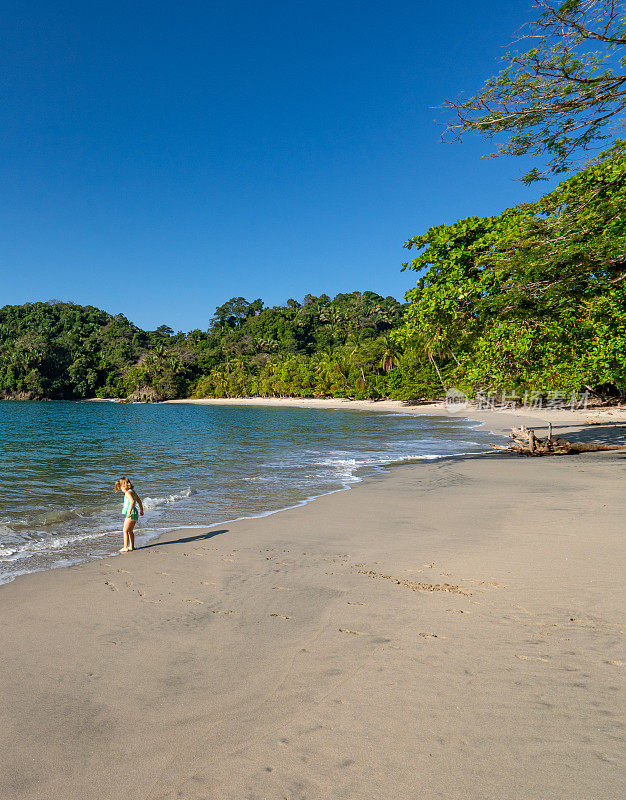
[
  {"left": 1, "top": 404, "right": 624, "bottom": 799},
  {"left": 166, "top": 393, "right": 626, "bottom": 419}
]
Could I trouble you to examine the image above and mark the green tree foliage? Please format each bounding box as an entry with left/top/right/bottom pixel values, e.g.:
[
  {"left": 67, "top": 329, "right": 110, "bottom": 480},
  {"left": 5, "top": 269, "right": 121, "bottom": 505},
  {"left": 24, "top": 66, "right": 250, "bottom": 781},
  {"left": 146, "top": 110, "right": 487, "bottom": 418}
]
[
  {"left": 406, "top": 2, "right": 626, "bottom": 400},
  {"left": 0, "top": 301, "right": 192, "bottom": 400},
  {"left": 192, "top": 292, "right": 415, "bottom": 399},
  {"left": 0, "top": 293, "right": 440, "bottom": 401},
  {"left": 444, "top": 0, "right": 626, "bottom": 181},
  {"left": 399, "top": 143, "right": 626, "bottom": 394}
]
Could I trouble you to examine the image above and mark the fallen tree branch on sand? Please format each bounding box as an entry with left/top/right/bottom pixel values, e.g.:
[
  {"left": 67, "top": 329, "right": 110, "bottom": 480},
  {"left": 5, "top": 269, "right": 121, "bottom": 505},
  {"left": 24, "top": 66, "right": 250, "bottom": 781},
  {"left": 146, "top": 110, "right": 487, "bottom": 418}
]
[{"left": 490, "top": 425, "right": 626, "bottom": 457}]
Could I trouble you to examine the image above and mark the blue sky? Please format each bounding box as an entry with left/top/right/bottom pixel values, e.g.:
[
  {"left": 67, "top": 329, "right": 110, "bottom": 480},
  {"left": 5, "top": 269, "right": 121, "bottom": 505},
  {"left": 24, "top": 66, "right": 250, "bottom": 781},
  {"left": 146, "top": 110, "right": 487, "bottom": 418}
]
[{"left": 1, "top": 0, "right": 544, "bottom": 331}]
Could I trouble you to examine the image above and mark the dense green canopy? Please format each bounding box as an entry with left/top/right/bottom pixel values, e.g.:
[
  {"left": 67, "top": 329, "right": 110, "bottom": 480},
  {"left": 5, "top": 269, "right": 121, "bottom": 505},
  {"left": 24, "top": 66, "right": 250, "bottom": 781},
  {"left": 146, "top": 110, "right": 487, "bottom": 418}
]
[
  {"left": 0, "top": 292, "right": 418, "bottom": 401},
  {"left": 399, "top": 142, "right": 626, "bottom": 395}
]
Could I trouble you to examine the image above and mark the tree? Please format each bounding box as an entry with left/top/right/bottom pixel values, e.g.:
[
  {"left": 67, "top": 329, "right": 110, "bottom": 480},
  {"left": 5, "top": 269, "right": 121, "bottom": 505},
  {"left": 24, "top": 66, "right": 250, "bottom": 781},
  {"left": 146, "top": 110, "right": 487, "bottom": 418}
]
[
  {"left": 212, "top": 297, "right": 255, "bottom": 327},
  {"left": 378, "top": 336, "right": 403, "bottom": 374},
  {"left": 155, "top": 324, "right": 174, "bottom": 337},
  {"left": 482, "top": 140, "right": 626, "bottom": 307},
  {"left": 399, "top": 145, "right": 626, "bottom": 394},
  {"left": 444, "top": 0, "right": 626, "bottom": 181}
]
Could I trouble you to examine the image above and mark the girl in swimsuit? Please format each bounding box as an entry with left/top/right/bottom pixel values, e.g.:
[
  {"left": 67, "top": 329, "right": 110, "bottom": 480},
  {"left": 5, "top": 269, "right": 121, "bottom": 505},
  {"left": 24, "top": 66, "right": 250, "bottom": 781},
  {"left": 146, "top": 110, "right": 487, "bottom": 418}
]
[{"left": 114, "top": 477, "right": 144, "bottom": 553}]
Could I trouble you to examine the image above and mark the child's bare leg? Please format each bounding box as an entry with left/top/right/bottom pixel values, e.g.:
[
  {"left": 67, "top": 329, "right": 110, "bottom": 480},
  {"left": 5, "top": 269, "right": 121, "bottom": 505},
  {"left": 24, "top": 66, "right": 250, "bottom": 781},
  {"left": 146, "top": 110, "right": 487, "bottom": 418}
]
[
  {"left": 120, "top": 518, "right": 133, "bottom": 553},
  {"left": 128, "top": 521, "right": 136, "bottom": 551}
]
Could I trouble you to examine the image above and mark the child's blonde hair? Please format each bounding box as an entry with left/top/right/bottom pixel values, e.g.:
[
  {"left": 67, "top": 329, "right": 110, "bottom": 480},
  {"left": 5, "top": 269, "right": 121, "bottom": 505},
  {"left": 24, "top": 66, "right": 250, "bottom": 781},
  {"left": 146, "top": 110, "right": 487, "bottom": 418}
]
[{"left": 114, "top": 477, "right": 134, "bottom": 493}]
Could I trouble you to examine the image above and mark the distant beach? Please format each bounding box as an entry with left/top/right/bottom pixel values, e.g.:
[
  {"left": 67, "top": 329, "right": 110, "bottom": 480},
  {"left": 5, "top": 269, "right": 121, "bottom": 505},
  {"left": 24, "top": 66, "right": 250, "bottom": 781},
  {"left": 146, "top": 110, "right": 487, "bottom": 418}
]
[{"left": 167, "top": 394, "right": 626, "bottom": 428}]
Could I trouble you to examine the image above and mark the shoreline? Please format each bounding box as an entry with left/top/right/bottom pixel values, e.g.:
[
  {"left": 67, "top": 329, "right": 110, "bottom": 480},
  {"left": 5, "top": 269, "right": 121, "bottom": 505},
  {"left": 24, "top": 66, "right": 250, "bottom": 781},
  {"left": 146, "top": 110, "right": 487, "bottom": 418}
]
[
  {"left": 2, "top": 400, "right": 624, "bottom": 588},
  {"left": 166, "top": 395, "right": 626, "bottom": 436},
  {"left": 79, "top": 394, "right": 626, "bottom": 440},
  {"left": 0, "top": 404, "right": 501, "bottom": 588},
  {"left": 1, "top": 433, "right": 623, "bottom": 798}
]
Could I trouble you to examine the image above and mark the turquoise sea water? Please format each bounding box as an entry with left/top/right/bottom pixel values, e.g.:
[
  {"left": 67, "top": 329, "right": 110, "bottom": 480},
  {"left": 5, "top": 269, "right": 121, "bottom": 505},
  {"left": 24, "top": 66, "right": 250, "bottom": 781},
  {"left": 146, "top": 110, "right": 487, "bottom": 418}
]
[{"left": 0, "top": 401, "right": 497, "bottom": 584}]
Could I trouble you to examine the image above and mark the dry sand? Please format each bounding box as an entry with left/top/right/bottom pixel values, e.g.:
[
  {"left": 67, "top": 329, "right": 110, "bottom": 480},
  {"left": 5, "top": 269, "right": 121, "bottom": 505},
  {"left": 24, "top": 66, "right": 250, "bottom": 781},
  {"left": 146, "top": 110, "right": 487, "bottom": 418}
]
[{"left": 0, "top": 405, "right": 624, "bottom": 799}]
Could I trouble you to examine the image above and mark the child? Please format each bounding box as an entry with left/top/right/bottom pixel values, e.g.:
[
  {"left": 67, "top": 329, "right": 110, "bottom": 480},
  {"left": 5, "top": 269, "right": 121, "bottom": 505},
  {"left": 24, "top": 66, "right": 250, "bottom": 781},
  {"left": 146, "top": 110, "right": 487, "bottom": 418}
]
[{"left": 114, "top": 477, "right": 144, "bottom": 553}]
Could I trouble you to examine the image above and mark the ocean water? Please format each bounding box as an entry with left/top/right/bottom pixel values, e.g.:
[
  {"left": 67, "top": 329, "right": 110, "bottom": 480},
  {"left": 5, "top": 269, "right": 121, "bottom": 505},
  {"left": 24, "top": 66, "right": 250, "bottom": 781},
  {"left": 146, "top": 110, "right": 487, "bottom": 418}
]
[{"left": 0, "top": 401, "right": 497, "bottom": 584}]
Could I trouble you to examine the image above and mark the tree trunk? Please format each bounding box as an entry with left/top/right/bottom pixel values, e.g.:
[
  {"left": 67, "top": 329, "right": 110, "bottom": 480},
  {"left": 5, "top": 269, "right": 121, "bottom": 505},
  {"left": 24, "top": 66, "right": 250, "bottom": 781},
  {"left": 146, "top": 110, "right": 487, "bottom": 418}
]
[{"left": 428, "top": 354, "right": 446, "bottom": 390}]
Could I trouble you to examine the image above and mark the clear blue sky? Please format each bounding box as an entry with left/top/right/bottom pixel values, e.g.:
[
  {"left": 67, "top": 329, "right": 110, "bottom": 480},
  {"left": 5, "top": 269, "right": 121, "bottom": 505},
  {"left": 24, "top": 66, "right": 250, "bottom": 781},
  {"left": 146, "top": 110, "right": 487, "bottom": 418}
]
[{"left": 1, "top": 0, "right": 543, "bottom": 331}]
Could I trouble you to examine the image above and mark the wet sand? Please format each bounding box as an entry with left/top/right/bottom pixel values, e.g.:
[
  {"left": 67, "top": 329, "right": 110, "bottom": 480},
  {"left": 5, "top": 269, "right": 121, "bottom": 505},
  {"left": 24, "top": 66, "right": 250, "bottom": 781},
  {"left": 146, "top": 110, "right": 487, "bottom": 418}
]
[{"left": 0, "top": 410, "right": 624, "bottom": 799}]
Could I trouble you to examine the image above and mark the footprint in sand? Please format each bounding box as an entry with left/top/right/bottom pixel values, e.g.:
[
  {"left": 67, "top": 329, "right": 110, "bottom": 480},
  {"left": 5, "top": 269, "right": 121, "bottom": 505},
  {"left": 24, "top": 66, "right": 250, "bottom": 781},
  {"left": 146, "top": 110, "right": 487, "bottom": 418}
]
[
  {"left": 358, "top": 569, "right": 471, "bottom": 596},
  {"left": 463, "top": 578, "right": 500, "bottom": 588},
  {"left": 270, "top": 613, "right": 291, "bottom": 619},
  {"left": 212, "top": 609, "right": 233, "bottom": 615},
  {"left": 569, "top": 617, "right": 622, "bottom": 631},
  {"left": 125, "top": 581, "right": 145, "bottom": 598},
  {"left": 419, "top": 632, "right": 443, "bottom": 638},
  {"left": 512, "top": 605, "right": 536, "bottom": 616},
  {"left": 339, "top": 628, "right": 363, "bottom": 635},
  {"left": 515, "top": 654, "right": 549, "bottom": 662}
]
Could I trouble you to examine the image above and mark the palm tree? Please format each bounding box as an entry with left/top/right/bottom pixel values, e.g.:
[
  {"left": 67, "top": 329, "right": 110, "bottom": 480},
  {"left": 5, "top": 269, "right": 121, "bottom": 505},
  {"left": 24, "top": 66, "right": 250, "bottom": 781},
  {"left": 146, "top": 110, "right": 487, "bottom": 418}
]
[{"left": 379, "top": 337, "right": 402, "bottom": 374}]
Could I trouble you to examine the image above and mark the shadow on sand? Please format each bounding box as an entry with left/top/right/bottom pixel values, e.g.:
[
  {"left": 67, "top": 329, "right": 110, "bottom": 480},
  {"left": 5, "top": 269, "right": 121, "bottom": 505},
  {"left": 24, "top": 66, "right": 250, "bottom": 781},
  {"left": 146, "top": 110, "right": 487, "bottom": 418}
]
[
  {"left": 527, "top": 422, "right": 626, "bottom": 446},
  {"left": 140, "top": 529, "right": 229, "bottom": 549}
]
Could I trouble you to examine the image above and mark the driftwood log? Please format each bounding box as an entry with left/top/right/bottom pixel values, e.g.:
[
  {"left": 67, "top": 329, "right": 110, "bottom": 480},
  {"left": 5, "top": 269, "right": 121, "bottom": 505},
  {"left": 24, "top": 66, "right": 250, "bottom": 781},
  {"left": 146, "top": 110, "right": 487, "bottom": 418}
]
[{"left": 490, "top": 425, "right": 626, "bottom": 456}]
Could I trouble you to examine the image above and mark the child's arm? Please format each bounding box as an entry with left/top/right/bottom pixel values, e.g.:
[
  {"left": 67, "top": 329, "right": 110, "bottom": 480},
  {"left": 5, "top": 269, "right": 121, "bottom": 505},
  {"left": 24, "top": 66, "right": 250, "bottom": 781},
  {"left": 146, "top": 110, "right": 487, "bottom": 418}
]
[
  {"left": 124, "top": 489, "right": 135, "bottom": 517},
  {"left": 137, "top": 494, "right": 144, "bottom": 516}
]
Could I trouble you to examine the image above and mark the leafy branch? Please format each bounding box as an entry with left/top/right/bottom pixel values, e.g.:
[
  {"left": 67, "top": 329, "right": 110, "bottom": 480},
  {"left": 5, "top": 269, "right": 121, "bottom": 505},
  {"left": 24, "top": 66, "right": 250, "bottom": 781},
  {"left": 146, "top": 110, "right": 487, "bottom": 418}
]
[{"left": 442, "top": 0, "right": 626, "bottom": 181}]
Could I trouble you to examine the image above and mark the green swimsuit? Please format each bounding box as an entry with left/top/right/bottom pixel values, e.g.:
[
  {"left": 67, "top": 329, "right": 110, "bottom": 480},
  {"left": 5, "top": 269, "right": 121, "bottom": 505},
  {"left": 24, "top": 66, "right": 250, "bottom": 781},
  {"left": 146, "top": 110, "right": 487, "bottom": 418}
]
[{"left": 122, "top": 491, "right": 140, "bottom": 522}]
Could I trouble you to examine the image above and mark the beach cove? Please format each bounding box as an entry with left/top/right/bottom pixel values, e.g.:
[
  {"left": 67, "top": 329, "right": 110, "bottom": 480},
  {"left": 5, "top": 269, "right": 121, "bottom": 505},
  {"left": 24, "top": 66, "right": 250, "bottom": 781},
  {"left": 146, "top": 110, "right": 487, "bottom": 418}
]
[{"left": 0, "top": 402, "right": 624, "bottom": 799}]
